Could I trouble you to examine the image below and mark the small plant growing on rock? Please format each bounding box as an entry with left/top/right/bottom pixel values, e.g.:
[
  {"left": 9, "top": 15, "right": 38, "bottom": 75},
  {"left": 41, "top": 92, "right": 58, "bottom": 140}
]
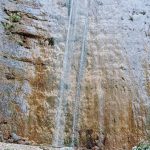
[
  {"left": 64, "top": 137, "right": 78, "bottom": 147},
  {"left": 2, "top": 12, "right": 21, "bottom": 31},
  {"left": 2, "top": 22, "right": 14, "bottom": 31},
  {"left": 17, "top": 39, "right": 24, "bottom": 46},
  {"left": 132, "top": 142, "right": 150, "bottom": 150},
  {"left": 64, "top": 137, "right": 72, "bottom": 146},
  {"left": 9, "top": 12, "right": 21, "bottom": 22}
]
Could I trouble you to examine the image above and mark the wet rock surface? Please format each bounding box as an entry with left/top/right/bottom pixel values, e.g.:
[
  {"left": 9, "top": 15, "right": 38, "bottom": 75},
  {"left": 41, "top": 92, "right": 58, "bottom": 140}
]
[
  {"left": 0, "top": 142, "right": 75, "bottom": 150},
  {"left": 0, "top": 0, "right": 150, "bottom": 150},
  {"left": 0, "top": 142, "right": 47, "bottom": 150},
  {"left": 0, "top": 131, "right": 33, "bottom": 145}
]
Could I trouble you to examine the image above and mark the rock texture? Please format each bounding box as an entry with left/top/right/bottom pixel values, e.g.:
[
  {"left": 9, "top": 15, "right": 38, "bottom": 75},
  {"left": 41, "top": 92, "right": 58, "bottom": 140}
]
[
  {"left": 0, "top": 142, "right": 74, "bottom": 150},
  {"left": 0, "top": 0, "right": 150, "bottom": 150},
  {"left": 0, "top": 142, "right": 44, "bottom": 150}
]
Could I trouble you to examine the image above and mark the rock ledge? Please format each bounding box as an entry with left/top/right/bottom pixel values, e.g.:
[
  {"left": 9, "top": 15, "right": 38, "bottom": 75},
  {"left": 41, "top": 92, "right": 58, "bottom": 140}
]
[{"left": 0, "top": 142, "right": 74, "bottom": 150}]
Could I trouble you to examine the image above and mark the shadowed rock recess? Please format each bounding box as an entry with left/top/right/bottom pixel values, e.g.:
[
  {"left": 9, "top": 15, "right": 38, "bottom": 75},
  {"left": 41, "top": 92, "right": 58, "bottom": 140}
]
[{"left": 0, "top": 0, "right": 150, "bottom": 149}]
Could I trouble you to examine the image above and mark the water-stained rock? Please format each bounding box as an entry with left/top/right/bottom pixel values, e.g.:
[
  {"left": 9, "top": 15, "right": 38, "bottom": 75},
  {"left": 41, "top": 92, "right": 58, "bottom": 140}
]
[{"left": 0, "top": 0, "right": 149, "bottom": 149}]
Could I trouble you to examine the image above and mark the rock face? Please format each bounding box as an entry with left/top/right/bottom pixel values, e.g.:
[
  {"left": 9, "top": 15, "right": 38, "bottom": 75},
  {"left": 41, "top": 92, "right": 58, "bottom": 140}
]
[{"left": 0, "top": 0, "right": 150, "bottom": 150}]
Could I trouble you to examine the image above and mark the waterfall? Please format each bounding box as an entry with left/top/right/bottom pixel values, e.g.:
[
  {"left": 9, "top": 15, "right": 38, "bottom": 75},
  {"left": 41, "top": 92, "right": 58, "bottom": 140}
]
[
  {"left": 67, "top": 0, "right": 72, "bottom": 16},
  {"left": 53, "top": 0, "right": 88, "bottom": 147},
  {"left": 53, "top": 0, "right": 89, "bottom": 147},
  {"left": 53, "top": 0, "right": 79, "bottom": 147},
  {"left": 71, "top": 0, "right": 89, "bottom": 146}
]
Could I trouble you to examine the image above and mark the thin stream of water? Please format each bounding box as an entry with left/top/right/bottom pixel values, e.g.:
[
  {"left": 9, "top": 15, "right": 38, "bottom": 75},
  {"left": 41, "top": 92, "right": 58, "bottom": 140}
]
[
  {"left": 71, "top": 0, "right": 89, "bottom": 146},
  {"left": 53, "top": 0, "right": 79, "bottom": 147}
]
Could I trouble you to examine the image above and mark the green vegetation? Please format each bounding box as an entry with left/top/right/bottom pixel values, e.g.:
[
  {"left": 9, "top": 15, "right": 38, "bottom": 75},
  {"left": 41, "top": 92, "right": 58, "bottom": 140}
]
[
  {"left": 64, "top": 137, "right": 77, "bottom": 147},
  {"left": 133, "top": 141, "right": 150, "bottom": 150},
  {"left": 17, "top": 39, "right": 24, "bottom": 46},
  {"left": 1, "top": 12, "right": 24, "bottom": 46},
  {"left": 2, "top": 12, "right": 21, "bottom": 31},
  {"left": 64, "top": 137, "right": 72, "bottom": 146},
  {"left": 2, "top": 22, "right": 14, "bottom": 31},
  {"left": 9, "top": 12, "right": 21, "bottom": 22}
]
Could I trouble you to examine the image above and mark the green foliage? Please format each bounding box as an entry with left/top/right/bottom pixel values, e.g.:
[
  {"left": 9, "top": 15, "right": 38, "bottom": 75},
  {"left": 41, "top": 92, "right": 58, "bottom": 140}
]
[
  {"left": 17, "top": 39, "right": 24, "bottom": 46},
  {"left": 133, "top": 142, "right": 150, "bottom": 150},
  {"left": 64, "top": 137, "right": 72, "bottom": 146},
  {"left": 2, "top": 12, "right": 21, "bottom": 31},
  {"left": 2, "top": 22, "right": 14, "bottom": 31},
  {"left": 64, "top": 137, "right": 78, "bottom": 147},
  {"left": 9, "top": 12, "right": 21, "bottom": 22},
  {"left": 72, "top": 138, "right": 78, "bottom": 146}
]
